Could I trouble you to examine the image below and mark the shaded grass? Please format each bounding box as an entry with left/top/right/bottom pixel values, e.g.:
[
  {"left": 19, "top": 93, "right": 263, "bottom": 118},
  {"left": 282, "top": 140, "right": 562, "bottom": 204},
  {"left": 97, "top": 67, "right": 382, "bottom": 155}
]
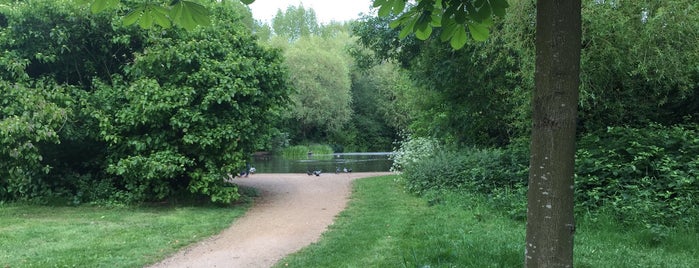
[
  {"left": 0, "top": 203, "right": 248, "bottom": 267},
  {"left": 275, "top": 175, "right": 699, "bottom": 268}
]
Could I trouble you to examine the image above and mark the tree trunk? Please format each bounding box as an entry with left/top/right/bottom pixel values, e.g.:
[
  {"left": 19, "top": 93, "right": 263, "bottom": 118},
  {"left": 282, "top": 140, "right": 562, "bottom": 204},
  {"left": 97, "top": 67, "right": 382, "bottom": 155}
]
[{"left": 525, "top": 1, "right": 582, "bottom": 267}]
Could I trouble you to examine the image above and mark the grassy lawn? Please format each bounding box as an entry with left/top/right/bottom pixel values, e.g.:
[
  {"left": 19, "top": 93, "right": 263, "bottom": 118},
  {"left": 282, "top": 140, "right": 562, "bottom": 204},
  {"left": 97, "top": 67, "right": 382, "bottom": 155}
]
[
  {"left": 275, "top": 175, "right": 699, "bottom": 268},
  {"left": 0, "top": 202, "right": 248, "bottom": 267}
]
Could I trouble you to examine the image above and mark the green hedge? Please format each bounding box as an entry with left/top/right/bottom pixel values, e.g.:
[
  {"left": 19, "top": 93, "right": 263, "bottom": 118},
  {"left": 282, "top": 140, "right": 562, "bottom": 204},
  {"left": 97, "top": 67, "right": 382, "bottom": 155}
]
[
  {"left": 401, "top": 147, "right": 528, "bottom": 195},
  {"left": 575, "top": 124, "right": 699, "bottom": 225},
  {"left": 397, "top": 124, "right": 699, "bottom": 226}
]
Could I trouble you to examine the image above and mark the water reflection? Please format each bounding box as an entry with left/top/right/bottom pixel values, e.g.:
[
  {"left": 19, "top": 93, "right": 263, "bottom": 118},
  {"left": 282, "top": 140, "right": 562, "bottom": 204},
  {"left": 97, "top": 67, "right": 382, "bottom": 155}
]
[{"left": 251, "top": 152, "right": 394, "bottom": 173}]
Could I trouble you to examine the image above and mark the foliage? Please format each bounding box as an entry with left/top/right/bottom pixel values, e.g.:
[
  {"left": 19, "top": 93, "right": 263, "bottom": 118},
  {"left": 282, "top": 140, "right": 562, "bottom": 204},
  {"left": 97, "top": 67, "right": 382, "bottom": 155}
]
[
  {"left": 353, "top": 13, "right": 526, "bottom": 147},
  {"left": 400, "top": 147, "right": 528, "bottom": 196},
  {"left": 282, "top": 33, "right": 353, "bottom": 144},
  {"left": 372, "top": 0, "right": 510, "bottom": 48},
  {"left": 347, "top": 63, "right": 407, "bottom": 151},
  {"left": 0, "top": 81, "right": 72, "bottom": 201},
  {"left": 89, "top": 2, "right": 290, "bottom": 204},
  {"left": 578, "top": 0, "right": 699, "bottom": 131},
  {"left": 81, "top": 0, "right": 215, "bottom": 31},
  {"left": 271, "top": 4, "right": 321, "bottom": 41},
  {"left": 0, "top": 0, "right": 290, "bottom": 204},
  {"left": 390, "top": 134, "right": 440, "bottom": 173},
  {"left": 575, "top": 124, "right": 699, "bottom": 226}
]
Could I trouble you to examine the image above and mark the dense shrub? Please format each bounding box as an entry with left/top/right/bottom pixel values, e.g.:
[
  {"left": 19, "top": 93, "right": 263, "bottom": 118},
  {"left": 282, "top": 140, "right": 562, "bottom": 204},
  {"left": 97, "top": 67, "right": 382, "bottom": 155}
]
[
  {"left": 400, "top": 147, "right": 528, "bottom": 196},
  {"left": 0, "top": 81, "right": 72, "bottom": 201},
  {"left": 575, "top": 124, "right": 699, "bottom": 225},
  {"left": 390, "top": 134, "right": 440, "bottom": 172},
  {"left": 0, "top": 1, "right": 290, "bottom": 204}
]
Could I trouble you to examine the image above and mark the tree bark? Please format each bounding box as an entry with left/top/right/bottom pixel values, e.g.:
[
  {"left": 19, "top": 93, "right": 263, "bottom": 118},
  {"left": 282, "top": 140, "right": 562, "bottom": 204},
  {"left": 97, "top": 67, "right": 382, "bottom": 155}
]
[{"left": 525, "top": 1, "right": 582, "bottom": 267}]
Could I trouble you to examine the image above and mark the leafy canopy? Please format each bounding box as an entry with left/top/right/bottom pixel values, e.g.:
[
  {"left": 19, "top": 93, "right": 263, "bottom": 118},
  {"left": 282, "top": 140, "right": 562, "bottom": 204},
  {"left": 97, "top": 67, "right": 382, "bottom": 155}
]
[
  {"left": 85, "top": 0, "right": 507, "bottom": 49},
  {"left": 373, "top": 0, "right": 509, "bottom": 49}
]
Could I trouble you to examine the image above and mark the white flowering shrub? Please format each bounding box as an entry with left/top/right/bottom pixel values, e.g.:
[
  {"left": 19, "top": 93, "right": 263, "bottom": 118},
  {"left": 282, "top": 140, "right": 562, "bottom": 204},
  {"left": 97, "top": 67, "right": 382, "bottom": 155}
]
[{"left": 390, "top": 134, "right": 440, "bottom": 173}]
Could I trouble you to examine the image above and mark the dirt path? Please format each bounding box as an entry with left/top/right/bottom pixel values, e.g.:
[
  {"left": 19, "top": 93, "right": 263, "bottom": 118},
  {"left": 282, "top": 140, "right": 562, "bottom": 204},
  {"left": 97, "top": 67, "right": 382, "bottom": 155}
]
[{"left": 148, "top": 172, "right": 391, "bottom": 268}]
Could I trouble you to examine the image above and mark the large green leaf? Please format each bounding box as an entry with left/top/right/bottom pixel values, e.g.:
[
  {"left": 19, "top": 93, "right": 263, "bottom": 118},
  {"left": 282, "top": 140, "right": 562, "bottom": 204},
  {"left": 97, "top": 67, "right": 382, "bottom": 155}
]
[
  {"left": 378, "top": 3, "right": 393, "bottom": 17},
  {"left": 170, "top": 1, "right": 210, "bottom": 31},
  {"left": 373, "top": 0, "right": 388, "bottom": 8},
  {"left": 415, "top": 25, "right": 433, "bottom": 40},
  {"left": 240, "top": 0, "right": 255, "bottom": 4},
  {"left": 123, "top": 7, "right": 144, "bottom": 27},
  {"left": 440, "top": 19, "right": 458, "bottom": 42},
  {"left": 467, "top": 21, "right": 489, "bottom": 41},
  {"left": 490, "top": 0, "right": 509, "bottom": 17},
  {"left": 450, "top": 25, "right": 468, "bottom": 49},
  {"left": 90, "top": 0, "right": 119, "bottom": 13},
  {"left": 123, "top": 4, "right": 171, "bottom": 29},
  {"left": 393, "top": 0, "right": 406, "bottom": 14}
]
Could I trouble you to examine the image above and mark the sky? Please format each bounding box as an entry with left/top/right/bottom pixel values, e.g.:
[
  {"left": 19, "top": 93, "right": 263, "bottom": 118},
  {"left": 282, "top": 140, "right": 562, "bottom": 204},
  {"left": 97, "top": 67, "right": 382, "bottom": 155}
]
[{"left": 248, "top": 0, "right": 375, "bottom": 24}]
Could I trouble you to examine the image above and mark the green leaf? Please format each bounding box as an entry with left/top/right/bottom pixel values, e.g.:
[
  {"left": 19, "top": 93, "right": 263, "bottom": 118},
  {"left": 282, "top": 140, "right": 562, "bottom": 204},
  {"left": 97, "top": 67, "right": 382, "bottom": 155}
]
[
  {"left": 170, "top": 1, "right": 210, "bottom": 31},
  {"left": 151, "top": 6, "right": 172, "bottom": 28},
  {"left": 378, "top": 3, "right": 393, "bottom": 17},
  {"left": 240, "top": 0, "right": 255, "bottom": 4},
  {"left": 123, "top": 8, "right": 143, "bottom": 26},
  {"left": 373, "top": 0, "right": 388, "bottom": 8},
  {"left": 440, "top": 19, "right": 457, "bottom": 42},
  {"left": 123, "top": 4, "right": 173, "bottom": 29},
  {"left": 474, "top": 3, "right": 492, "bottom": 22},
  {"left": 398, "top": 18, "right": 416, "bottom": 39},
  {"left": 393, "top": 0, "right": 406, "bottom": 13},
  {"left": 431, "top": 12, "right": 442, "bottom": 27},
  {"left": 90, "top": 0, "right": 119, "bottom": 13},
  {"left": 467, "top": 21, "right": 489, "bottom": 41},
  {"left": 450, "top": 25, "right": 468, "bottom": 49},
  {"left": 415, "top": 25, "right": 432, "bottom": 40},
  {"left": 490, "top": 0, "right": 509, "bottom": 17},
  {"left": 389, "top": 18, "right": 402, "bottom": 29},
  {"left": 454, "top": 9, "right": 467, "bottom": 24}
]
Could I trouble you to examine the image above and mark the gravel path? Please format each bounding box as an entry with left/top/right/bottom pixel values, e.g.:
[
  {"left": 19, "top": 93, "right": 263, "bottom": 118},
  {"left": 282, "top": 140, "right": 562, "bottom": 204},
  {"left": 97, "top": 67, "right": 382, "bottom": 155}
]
[{"left": 148, "top": 172, "right": 391, "bottom": 268}]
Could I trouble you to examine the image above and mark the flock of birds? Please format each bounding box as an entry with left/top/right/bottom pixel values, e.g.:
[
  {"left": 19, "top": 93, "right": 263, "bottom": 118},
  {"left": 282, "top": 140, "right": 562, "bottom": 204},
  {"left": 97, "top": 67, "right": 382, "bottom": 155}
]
[{"left": 306, "top": 167, "right": 352, "bottom": 176}]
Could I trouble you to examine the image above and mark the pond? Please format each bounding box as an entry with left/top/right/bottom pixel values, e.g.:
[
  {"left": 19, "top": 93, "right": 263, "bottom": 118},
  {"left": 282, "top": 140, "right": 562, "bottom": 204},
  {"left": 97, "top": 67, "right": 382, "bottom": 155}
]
[{"left": 250, "top": 152, "right": 394, "bottom": 174}]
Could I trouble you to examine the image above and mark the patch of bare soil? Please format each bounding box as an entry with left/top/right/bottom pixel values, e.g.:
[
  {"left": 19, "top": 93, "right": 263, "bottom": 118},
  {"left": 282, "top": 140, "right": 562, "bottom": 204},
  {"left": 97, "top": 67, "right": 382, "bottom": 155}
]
[{"left": 148, "top": 172, "right": 391, "bottom": 268}]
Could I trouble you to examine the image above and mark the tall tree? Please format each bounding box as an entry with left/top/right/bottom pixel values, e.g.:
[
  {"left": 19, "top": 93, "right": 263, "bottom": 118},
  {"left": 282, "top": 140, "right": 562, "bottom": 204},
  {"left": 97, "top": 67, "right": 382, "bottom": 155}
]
[
  {"left": 371, "top": 0, "right": 581, "bottom": 266},
  {"left": 525, "top": 1, "right": 580, "bottom": 266},
  {"left": 282, "top": 34, "right": 353, "bottom": 143},
  {"left": 271, "top": 4, "right": 321, "bottom": 41}
]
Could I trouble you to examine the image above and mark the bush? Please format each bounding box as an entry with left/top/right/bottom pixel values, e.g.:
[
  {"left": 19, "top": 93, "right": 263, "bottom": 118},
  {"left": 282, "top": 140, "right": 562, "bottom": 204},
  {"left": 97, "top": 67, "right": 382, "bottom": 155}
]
[
  {"left": 390, "top": 134, "right": 440, "bottom": 173},
  {"left": 575, "top": 124, "right": 699, "bottom": 226},
  {"left": 0, "top": 1, "right": 290, "bottom": 204},
  {"left": 400, "top": 147, "right": 528, "bottom": 196},
  {"left": 0, "top": 81, "right": 72, "bottom": 201}
]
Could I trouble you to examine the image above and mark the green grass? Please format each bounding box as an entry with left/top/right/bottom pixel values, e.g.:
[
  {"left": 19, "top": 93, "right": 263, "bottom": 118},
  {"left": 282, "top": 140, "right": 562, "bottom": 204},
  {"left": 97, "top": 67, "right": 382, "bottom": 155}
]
[
  {"left": 275, "top": 175, "right": 699, "bottom": 268},
  {"left": 0, "top": 203, "right": 248, "bottom": 267}
]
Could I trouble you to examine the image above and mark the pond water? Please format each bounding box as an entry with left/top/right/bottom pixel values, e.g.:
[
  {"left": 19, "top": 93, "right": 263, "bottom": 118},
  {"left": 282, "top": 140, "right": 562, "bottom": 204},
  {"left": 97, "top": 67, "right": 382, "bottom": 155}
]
[{"left": 250, "top": 152, "right": 394, "bottom": 173}]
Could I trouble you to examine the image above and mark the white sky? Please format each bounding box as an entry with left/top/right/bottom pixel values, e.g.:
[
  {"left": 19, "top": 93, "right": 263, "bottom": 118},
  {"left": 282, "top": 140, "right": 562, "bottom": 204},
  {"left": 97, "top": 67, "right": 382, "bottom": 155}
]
[{"left": 248, "top": 0, "right": 375, "bottom": 24}]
